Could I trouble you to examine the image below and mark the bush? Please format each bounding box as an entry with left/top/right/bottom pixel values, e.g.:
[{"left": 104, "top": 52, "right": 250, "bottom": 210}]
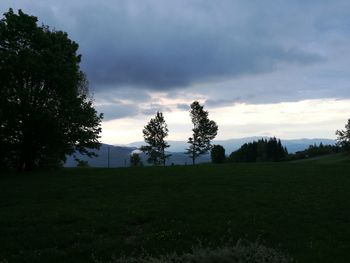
[
  {"left": 76, "top": 159, "right": 90, "bottom": 168},
  {"left": 130, "top": 153, "right": 143, "bottom": 167},
  {"left": 94, "top": 240, "right": 292, "bottom": 263},
  {"left": 211, "top": 145, "right": 226, "bottom": 163}
]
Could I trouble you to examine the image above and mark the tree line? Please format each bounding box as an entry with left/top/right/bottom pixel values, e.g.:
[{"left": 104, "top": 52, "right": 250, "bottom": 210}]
[
  {"left": 228, "top": 138, "right": 288, "bottom": 163},
  {"left": 137, "top": 119, "right": 350, "bottom": 165}
]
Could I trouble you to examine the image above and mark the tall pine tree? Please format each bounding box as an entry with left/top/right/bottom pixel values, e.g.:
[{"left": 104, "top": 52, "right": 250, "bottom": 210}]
[
  {"left": 141, "top": 112, "right": 170, "bottom": 166},
  {"left": 186, "top": 101, "right": 218, "bottom": 165}
]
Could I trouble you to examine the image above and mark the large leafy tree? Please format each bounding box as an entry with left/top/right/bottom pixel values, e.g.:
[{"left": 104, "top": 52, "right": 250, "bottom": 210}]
[
  {"left": 211, "top": 145, "right": 226, "bottom": 164},
  {"left": 186, "top": 101, "right": 218, "bottom": 165},
  {"left": 0, "top": 9, "right": 102, "bottom": 171},
  {"left": 336, "top": 119, "right": 350, "bottom": 152},
  {"left": 141, "top": 112, "right": 170, "bottom": 166}
]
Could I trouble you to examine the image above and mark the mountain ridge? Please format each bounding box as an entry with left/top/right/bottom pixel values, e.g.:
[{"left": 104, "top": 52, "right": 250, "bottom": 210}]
[
  {"left": 125, "top": 137, "right": 336, "bottom": 154},
  {"left": 65, "top": 137, "right": 335, "bottom": 167}
]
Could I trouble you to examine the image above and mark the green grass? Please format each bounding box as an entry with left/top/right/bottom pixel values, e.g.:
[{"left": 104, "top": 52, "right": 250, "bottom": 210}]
[
  {"left": 1, "top": 159, "right": 350, "bottom": 263},
  {"left": 291, "top": 152, "right": 350, "bottom": 164}
]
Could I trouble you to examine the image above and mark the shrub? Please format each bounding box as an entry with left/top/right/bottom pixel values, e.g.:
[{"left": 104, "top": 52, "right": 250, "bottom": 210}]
[
  {"left": 211, "top": 145, "right": 226, "bottom": 163},
  {"left": 76, "top": 159, "right": 90, "bottom": 168},
  {"left": 130, "top": 153, "right": 143, "bottom": 167}
]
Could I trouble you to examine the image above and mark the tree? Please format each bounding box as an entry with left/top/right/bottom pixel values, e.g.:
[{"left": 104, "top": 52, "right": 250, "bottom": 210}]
[
  {"left": 336, "top": 119, "right": 350, "bottom": 152},
  {"left": 186, "top": 101, "right": 218, "bottom": 165},
  {"left": 130, "top": 153, "right": 143, "bottom": 167},
  {"left": 211, "top": 145, "right": 226, "bottom": 163},
  {"left": 0, "top": 9, "right": 102, "bottom": 171},
  {"left": 141, "top": 112, "right": 170, "bottom": 166}
]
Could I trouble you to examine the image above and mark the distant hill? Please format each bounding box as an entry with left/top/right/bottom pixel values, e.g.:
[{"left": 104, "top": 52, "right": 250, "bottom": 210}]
[
  {"left": 64, "top": 144, "right": 209, "bottom": 168},
  {"left": 65, "top": 137, "right": 335, "bottom": 168},
  {"left": 279, "top": 138, "right": 335, "bottom": 153},
  {"left": 290, "top": 153, "right": 350, "bottom": 164},
  {"left": 65, "top": 144, "right": 136, "bottom": 168},
  {"left": 127, "top": 137, "right": 336, "bottom": 154}
]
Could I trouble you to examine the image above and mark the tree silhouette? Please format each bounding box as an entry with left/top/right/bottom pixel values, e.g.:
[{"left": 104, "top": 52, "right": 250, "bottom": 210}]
[
  {"left": 336, "top": 119, "right": 350, "bottom": 152},
  {"left": 130, "top": 153, "right": 143, "bottom": 167},
  {"left": 211, "top": 145, "right": 226, "bottom": 163},
  {"left": 186, "top": 101, "right": 218, "bottom": 165},
  {"left": 0, "top": 9, "right": 102, "bottom": 171},
  {"left": 141, "top": 112, "right": 170, "bottom": 166}
]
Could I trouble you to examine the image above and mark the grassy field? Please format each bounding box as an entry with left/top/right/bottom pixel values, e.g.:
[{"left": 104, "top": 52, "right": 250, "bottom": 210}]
[{"left": 1, "top": 157, "right": 350, "bottom": 263}]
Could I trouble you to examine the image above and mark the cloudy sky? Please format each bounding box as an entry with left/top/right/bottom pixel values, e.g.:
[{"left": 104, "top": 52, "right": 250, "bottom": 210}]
[{"left": 2, "top": 1, "right": 350, "bottom": 144}]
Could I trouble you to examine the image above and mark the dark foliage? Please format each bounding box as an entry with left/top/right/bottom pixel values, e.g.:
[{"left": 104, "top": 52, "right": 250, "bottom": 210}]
[
  {"left": 76, "top": 159, "right": 90, "bottom": 168},
  {"left": 228, "top": 137, "right": 288, "bottom": 163},
  {"left": 130, "top": 153, "right": 143, "bottom": 167},
  {"left": 336, "top": 119, "right": 350, "bottom": 152},
  {"left": 0, "top": 9, "right": 102, "bottom": 171},
  {"left": 186, "top": 101, "right": 218, "bottom": 165},
  {"left": 141, "top": 112, "right": 170, "bottom": 166},
  {"left": 211, "top": 145, "right": 226, "bottom": 163}
]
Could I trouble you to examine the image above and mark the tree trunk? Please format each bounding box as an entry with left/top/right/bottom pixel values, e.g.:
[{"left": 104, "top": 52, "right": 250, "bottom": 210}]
[{"left": 17, "top": 137, "right": 37, "bottom": 172}]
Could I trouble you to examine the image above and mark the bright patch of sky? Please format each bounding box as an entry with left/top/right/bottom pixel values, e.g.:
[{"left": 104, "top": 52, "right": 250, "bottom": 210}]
[{"left": 101, "top": 99, "right": 350, "bottom": 144}]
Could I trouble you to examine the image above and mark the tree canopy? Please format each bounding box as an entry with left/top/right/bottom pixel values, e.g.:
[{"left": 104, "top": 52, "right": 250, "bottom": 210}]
[
  {"left": 211, "top": 145, "right": 226, "bottom": 163},
  {"left": 141, "top": 112, "right": 170, "bottom": 166},
  {"left": 186, "top": 101, "right": 218, "bottom": 165},
  {"left": 336, "top": 119, "right": 350, "bottom": 152},
  {"left": 0, "top": 9, "right": 102, "bottom": 171}
]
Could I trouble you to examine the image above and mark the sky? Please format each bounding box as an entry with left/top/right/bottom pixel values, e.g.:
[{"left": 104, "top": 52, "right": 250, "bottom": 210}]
[{"left": 1, "top": 1, "right": 350, "bottom": 144}]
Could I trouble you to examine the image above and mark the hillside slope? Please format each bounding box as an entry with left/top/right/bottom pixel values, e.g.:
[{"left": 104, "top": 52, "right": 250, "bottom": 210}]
[
  {"left": 1, "top": 162, "right": 350, "bottom": 263},
  {"left": 291, "top": 153, "right": 350, "bottom": 164}
]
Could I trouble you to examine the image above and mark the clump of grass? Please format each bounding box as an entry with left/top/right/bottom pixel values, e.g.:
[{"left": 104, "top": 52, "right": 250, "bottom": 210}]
[{"left": 95, "top": 240, "right": 293, "bottom": 263}]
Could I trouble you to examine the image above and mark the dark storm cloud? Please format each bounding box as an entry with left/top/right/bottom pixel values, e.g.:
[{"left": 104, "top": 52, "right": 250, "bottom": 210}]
[
  {"left": 1, "top": 0, "right": 350, "bottom": 122},
  {"left": 84, "top": 40, "right": 320, "bottom": 90},
  {"left": 0, "top": 0, "right": 324, "bottom": 92}
]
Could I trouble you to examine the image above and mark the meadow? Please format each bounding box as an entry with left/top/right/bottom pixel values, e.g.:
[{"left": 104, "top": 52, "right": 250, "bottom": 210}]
[{"left": 1, "top": 156, "right": 350, "bottom": 262}]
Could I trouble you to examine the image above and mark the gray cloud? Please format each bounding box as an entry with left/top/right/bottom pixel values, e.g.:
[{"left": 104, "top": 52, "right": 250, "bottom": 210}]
[
  {"left": 93, "top": 87, "right": 151, "bottom": 102},
  {"left": 96, "top": 101, "right": 172, "bottom": 120},
  {"left": 205, "top": 97, "right": 241, "bottom": 108},
  {"left": 96, "top": 103, "right": 138, "bottom": 121},
  {"left": 177, "top": 103, "right": 190, "bottom": 111},
  {"left": 141, "top": 103, "right": 172, "bottom": 116}
]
